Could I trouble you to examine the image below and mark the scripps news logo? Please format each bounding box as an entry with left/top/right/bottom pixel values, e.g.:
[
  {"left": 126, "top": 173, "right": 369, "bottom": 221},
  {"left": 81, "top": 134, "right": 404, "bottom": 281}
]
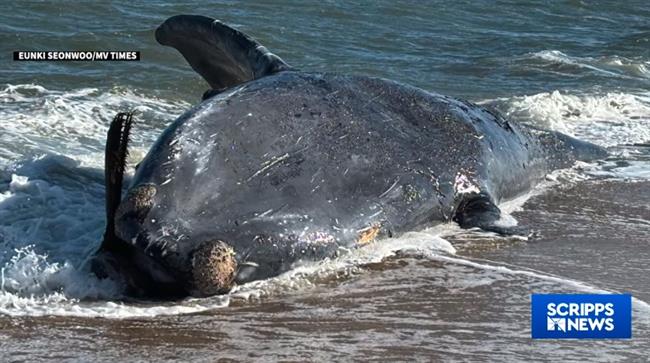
[{"left": 531, "top": 294, "right": 631, "bottom": 339}]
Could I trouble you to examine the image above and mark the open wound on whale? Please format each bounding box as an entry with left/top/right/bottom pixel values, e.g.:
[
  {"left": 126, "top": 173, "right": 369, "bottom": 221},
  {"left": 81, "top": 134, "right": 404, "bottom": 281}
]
[{"left": 357, "top": 224, "right": 382, "bottom": 245}]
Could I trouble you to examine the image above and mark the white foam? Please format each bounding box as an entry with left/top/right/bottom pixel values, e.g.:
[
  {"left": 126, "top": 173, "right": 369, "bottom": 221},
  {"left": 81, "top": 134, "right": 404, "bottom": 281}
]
[
  {"left": 0, "top": 83, "right": 188, "bottom": 169},
  {"left": 485, "top": 90, "right": 650, "bottom": 147},
  {"left": 0, "top": 225, "right": 455, "bottom": 318},
  {"left": 482, "top": 88, "right": 650, "bottom": 180},
  {"left": 229, "top": 226, "right": 456, "bottom": 301},
  {"left": 0, "top": 84, "right": 199, "bottom": 318},
  {"left": 0, "top": 165, "right": 236, "bottom": 318},
  {"left": 585, "top": 159, "right": 650, "bottom": 180},
  {"left": 528, "top": 50, "right": 650, "bottom": 80},
  {"left": 0, "top": 246, "right": 233, "bottom": 318}
]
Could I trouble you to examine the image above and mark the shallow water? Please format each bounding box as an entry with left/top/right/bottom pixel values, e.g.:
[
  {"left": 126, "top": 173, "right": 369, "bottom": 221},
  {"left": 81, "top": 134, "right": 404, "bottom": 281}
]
[{"left": 1, "top": 1, "right": 649, "bottom": 361}]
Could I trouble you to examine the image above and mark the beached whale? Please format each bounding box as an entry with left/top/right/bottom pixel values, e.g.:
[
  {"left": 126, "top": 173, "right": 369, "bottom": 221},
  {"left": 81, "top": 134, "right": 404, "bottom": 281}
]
[{"left": 91, "top": 15, "right": 606, "bottom": 298}]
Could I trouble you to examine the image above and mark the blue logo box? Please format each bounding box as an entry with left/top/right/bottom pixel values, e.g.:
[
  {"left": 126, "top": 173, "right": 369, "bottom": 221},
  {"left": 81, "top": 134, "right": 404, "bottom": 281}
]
[{"left": 531, "top": 294, "right": 631, "bottom": 339}]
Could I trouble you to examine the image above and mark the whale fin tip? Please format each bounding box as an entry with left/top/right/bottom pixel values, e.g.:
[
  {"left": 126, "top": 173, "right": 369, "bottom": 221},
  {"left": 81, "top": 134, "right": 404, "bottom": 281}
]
[{"left": 156, "top": 15, "right": 291, "bottom": 92}]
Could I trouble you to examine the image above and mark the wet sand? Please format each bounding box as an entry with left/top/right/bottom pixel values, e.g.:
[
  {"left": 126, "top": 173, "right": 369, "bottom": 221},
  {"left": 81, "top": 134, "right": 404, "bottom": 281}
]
[{"left": 2, "top": 178, "right": 648, "bottom": 362}]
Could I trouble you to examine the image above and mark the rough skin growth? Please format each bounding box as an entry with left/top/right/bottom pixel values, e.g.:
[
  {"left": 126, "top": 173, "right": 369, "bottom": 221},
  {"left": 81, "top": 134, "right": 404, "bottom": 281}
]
[{"left": 191, "top": 240, "right": 238, "bottom": 296}]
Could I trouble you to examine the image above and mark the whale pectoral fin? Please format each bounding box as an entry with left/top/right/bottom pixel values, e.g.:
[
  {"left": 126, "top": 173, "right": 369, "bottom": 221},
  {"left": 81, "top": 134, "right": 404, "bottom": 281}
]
[
  {"left": 453, "top": 194, "right": 529, "bottom": 236},
  {"left": 156, "top": 15, "right": 291, "bottom": 91}
]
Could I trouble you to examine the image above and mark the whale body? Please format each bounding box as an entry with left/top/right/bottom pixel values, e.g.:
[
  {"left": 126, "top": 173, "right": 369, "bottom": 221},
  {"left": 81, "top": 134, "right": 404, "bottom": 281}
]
[{"left": 91, "top": 15, "right": 606, "bottom": 298}]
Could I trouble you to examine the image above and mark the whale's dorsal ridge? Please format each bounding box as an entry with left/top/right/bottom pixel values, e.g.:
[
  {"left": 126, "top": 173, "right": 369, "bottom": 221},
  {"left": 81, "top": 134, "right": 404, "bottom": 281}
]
[{"left": 156, "top": 15, "right": 291, "bottom": 91}]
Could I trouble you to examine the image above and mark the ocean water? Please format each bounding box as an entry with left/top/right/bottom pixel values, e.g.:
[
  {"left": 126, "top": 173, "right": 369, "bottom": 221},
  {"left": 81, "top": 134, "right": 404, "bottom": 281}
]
[{"left": 1, "top": 1, "right": 649, "bottom": 361}]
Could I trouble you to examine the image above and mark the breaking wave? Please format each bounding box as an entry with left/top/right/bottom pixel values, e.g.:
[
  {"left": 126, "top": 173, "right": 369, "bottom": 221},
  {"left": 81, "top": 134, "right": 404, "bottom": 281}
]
[
  {"left": 485, "top": 90, "right": 650, "bottom": 147},
  {"left": 524, "top": 50, "right": 650, "bottom": 80},
  {"left": 0, "top": 83, "right": 189, "bottom": 169}
]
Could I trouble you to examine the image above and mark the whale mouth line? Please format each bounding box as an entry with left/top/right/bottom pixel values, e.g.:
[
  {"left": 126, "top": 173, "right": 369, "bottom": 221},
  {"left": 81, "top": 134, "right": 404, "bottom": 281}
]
[{"left": 91, "top": 238, "right": 187, "bottom": 299}]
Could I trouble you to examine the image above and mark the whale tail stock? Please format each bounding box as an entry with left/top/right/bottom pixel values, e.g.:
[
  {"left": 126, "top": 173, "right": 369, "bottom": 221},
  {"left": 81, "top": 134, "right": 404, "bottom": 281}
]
[
  {"left": 524, "top": 126, "right": 608, "bottom": 167},
  {"left": 155, "top": 15, "right": 291, "bottom": 98},
  {"left": 453, "top": 127, "right": 607, "bottom": 236}
]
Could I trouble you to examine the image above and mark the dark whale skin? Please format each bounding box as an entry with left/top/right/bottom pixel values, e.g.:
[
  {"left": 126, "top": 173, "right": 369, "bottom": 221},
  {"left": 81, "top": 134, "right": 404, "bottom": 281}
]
[{"left": 110, "top": 70, "right": 604, "bottom": 292}]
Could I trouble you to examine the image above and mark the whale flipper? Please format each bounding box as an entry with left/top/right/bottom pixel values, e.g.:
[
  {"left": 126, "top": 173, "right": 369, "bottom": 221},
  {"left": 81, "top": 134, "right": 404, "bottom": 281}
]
[
  {"left": 454, "top": 194, "right": 529, "bottom": 236},
  {"left": 156, "top": 15, "right": 290, "bottom": 91}
]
